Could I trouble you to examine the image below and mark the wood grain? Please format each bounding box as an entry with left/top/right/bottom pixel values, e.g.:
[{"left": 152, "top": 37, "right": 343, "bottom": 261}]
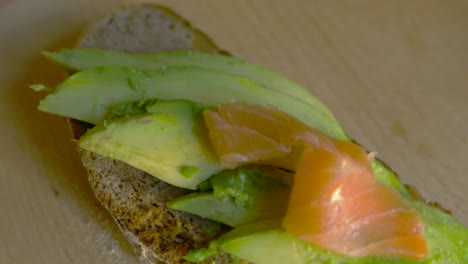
[{"left": 1, "top": 0, "right": 467, "bottom": 263}]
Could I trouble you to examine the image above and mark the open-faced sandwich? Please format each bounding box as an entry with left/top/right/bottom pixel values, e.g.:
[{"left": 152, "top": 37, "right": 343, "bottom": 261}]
[{"left": 31, "top": 4, "right": 468, "bottom": 264}]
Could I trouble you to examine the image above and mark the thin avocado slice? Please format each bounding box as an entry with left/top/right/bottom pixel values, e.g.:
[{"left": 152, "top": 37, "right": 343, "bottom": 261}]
[
  {"left": 217, "top": 228, "right": 413, "bottom": 264},
  {"left": 37, "top": 65, "right": 347, "bottom": 140},
  {"left": 184, "top": 219, "right": 282, "bottom": 263},
  {"left": 167, "top": 166, "right": 292, "bottom": 227},
  {"left": 43, "top": 48, "right": 337, "bottom": 121},
  {"left": 78, "top": 100, "right": 222, "bottom": 190},
  {"left": 168, "top": 192, "right": 260, "bottom": 227}
]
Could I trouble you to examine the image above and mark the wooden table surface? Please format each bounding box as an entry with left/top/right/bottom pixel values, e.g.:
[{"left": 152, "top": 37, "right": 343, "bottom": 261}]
[{"left": 1, "top": 0, "right": 467, "bottom": 263}]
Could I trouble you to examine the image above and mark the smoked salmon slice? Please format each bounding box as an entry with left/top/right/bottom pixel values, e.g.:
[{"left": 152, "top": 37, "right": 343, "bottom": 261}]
[
  {"left": 203, "top": 102, "right": 428, "bottom": 259},
  {"left": 283, "top": 142, "right": 427, "bottom": 259},
  {"left": 203, "top": 102, "right": 334, "bottom": 170}
]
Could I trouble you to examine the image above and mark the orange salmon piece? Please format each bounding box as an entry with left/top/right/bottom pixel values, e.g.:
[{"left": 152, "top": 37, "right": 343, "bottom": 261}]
[
  {"left": 350, "top": 236, "right": 428, "bottom": 259},
  {"left": 203, "top": 102, "right": 336, "bottom": 170},
  {"left": 282, "top": 142, "right": 427, "bottom": 258},
  {"left": 203, "top": 102, "right": 309, "bottom": 169},
  {"left": 203, "top": 102, "right": 428, "bottom": 259},
  {"left": 203, "top": 109, "right": 291, "bottom": 168},
  {"left": 300, "top": 209, "right": 425, "bottom": 258}
]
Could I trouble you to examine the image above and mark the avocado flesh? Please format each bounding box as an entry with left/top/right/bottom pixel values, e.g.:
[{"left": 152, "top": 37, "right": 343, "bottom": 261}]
[
  {"left": 168, "top": 192, "right": 275, "bottom": 227},
  {"left": 77, "top": 100, "right": 221, "bottom": 190},
  {"left": 38, "top": 66, "right": 346, "bottom": 140},
  {"left": 188, "top": 201, "right": 468, "bottom": 264},
  {"left": 167, "top": 167, "right": 292, "bottom": 227},
  {"left": 43, "top": 48, "right": 336, "bottom": 121}
]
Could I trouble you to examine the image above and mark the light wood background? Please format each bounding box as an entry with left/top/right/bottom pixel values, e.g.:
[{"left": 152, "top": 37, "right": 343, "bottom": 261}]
[{"left": 1, "top": 0, "right": 467, "bottom": 263}]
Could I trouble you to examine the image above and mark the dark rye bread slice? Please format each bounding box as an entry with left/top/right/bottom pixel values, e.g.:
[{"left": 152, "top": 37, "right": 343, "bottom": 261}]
[
  {"left": 70, "top": 4, "right": 235, "bottom": 264},
  {"left": 66, "top": 3, "right": 453, "bottom": 264}
]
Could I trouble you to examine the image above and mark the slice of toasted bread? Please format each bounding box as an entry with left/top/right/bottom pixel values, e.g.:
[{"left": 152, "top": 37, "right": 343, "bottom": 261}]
[
  {"left": 66, "top": 4, "right": 453, "bottom": 264},
  {"left": 70, "top": 4, "right": 234, "bottom": 264}
]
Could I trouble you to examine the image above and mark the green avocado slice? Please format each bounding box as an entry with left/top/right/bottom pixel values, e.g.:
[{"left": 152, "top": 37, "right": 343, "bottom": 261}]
[
  {"left": 37, "top": 66, "right": 346, "bottom": 140},
  {"left": 43, "top": 48, "right": 336, "bottom": 121},
  {"left": 78, "top": 100, "right": 222, "bottom": 190},
  {"left": 167, "top": 166, "right": 292, "bottom": 227}
]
